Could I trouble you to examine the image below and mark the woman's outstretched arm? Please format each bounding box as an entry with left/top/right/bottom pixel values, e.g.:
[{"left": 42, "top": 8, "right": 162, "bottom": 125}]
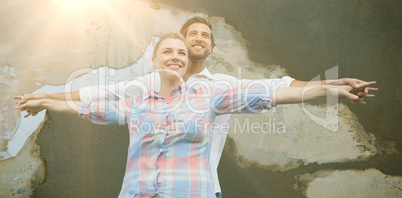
[{"left": 15, "top": 98, "right": 83, "bottom": 117}]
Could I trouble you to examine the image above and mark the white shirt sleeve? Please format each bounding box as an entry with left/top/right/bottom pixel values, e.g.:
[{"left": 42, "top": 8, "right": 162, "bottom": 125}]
[
  {"left": 213, "top": 74, "right": 294, "bottom": 90},
  {"left": 79, "top": 73, "right": 161, "bottom": 101}
]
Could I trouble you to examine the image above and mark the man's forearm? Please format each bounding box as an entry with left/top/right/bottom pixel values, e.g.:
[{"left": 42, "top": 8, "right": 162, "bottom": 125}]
[
  {"left": 26, "top": 91, "right": 81, "bottom": 101},
  {"left": 290, "top": 80, "right": 337, "bottom": 87},
  {"left": 273, "top": 86, "right": 328, "bottom": 105}
]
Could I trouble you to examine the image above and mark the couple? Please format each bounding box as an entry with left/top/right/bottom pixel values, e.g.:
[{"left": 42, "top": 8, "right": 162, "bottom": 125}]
[{"left": 15, "top": 17, "right": 376, "bottom": 198}]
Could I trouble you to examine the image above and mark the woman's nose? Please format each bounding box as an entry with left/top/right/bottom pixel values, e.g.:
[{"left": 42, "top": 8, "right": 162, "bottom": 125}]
[{"left": 171, "top": 52, "right": 179, "bottom": 61}]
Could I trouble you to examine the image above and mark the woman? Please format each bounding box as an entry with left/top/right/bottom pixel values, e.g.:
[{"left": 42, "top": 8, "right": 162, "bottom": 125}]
[{"left": 16, "top": 33, "right": 368, "bottom": 198}]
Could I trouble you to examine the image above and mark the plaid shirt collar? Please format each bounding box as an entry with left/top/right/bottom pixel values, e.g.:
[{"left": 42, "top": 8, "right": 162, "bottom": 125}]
[
  {"left": 144, "top": 82, "right": 192, "bottom": 100},
  {"left": 144, "top": 67, "right": 214, "bottom": 100}
]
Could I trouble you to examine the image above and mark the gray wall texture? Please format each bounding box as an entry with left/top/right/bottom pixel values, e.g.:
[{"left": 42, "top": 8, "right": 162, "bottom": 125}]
[{"left": 1, "top": 0, "right": 401, "bottom": 198}]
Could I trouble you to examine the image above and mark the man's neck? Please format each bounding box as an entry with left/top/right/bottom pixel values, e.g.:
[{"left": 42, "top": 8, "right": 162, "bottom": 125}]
[{"left": 183, "top": 59, "right": 206, "bottom": 81}]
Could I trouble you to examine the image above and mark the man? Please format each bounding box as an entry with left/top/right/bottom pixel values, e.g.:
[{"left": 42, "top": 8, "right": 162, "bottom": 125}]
[{"left": 16, "top": 17, "right": 376, "bottom": 198}]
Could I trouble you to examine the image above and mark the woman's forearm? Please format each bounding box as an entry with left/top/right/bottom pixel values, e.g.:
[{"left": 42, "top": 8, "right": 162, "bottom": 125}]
[
  {"left": 40, "top": 99, "right": 83, "bottom": 115},
  {"left": 273, "top": 86, "right": 329, "bottom": 105},
  {"left": 40, "top": 91, "right": 81, "bottom": 101}
]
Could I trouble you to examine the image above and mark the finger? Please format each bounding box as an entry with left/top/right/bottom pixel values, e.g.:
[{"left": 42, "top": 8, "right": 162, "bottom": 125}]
[
  {"left": 356, "top": 98, "right": 366, "bottom": 104},
  {"left": 14, "top": 96, "right": 27, "bottom": 105},
  {"left": 349, "top": 81, "right": 359, "bottom": 88},
  {"left": 364, "top": 86, "right": 369, "bottom": 94},
  {"left": 24, "top": 113, "right": 32, "bottom": 118},
  {"left": 350, "top": 100, "right": 357, "bottom": 105},
  {"left": 356, "top": 100, "right": 367, "bottom": 104},
  {"left": 13, "top": 96, "right": 23, "bottom": 100},
  {"left": 345, "top": 92, "right": 359, "bottom": 100},
  {"left": 356, "top": 81, "right": 376, "bottom": 88},
  {"left": 357, "top": 92, "right": 367, "bottom": 98},
  {"left": 365, "top": 94, "right": 375, "bottom": 98},
  {"left": 350, "top": 98, "right": 364, "bottom": 104},
  {"left": 15, "top": 105, "right": 26, "bottom": 111},
  {"left": 368, "top": 87, "right": 379, "bottom": 92}
]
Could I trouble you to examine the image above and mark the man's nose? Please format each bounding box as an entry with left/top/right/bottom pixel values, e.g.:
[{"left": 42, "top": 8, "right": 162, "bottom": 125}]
[{"left": 194, "top": 33, "right": 203, "bottom": 41}]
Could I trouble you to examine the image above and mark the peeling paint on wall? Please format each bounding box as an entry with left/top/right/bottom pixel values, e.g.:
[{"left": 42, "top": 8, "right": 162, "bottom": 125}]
[
  {"left": 0, "top": 65, "right": 20, "bottom": 160},
  {"left": 0, "top": 123, "right": 45, "bottom": 198},
  {"left": 225, "top": 103, "right": 380, "bottom": 171},
  {"left": 295, "top": 169, "right": 402, "bottom": 198}
]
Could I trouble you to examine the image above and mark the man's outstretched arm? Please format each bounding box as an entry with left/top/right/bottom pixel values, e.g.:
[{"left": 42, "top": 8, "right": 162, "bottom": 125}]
[
  {"left": 291, "top": 78, "right": 371, "bottom": 88},
  {"left": 291, "top": 78, "right": 378, "bottom": 104},
  {"left": 273, "top": 81, "right": 376, "bottom": 106}
]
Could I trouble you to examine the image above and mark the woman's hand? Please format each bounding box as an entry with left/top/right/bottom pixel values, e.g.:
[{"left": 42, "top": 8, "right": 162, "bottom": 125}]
[
  {"left": 327, "top": 82, "right": 377, "bottom": 104},
  {"left": 14, "top": 94, "right": 49, "bottom": 117},
  {"left": 15, "top": 99, "right": 45, "bottom": 118}
]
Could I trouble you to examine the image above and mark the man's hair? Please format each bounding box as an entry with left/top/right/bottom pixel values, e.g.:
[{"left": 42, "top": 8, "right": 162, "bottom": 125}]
[
  {"left": 153, "top": 32, "right": 186, "bottom": 58},
  {"left": 180, "top": 16, "right": 215, "bottom": 47}
]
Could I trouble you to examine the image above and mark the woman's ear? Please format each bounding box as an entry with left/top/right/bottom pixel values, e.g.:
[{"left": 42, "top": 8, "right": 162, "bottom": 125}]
[{"left": 152, "top": 57, "right": 157, "bottom": 69}]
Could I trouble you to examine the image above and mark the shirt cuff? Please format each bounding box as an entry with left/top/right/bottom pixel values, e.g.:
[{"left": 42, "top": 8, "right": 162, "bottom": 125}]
[
  {"left": 79, "top": 86, "right": 93, "bottom": 102},
  {"left": 258, "top": 87, "right": 276, "bottom": 109},
  {"left": 78, "top": 101, "right": 91, "bottom": 120},
  {"left": 281, "top": 76, "right": 295, "bottom": 87}
]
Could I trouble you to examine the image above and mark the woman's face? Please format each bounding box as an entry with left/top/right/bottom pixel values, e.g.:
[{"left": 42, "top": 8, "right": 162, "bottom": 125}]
[{"left": 152, "top": 38, "right": 188, "bottom": 79}]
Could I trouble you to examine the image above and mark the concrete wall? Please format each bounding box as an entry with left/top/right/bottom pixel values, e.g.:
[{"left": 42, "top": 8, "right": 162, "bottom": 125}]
[{"left": 1, "top": 0, "right": 401, "bottom": 197}]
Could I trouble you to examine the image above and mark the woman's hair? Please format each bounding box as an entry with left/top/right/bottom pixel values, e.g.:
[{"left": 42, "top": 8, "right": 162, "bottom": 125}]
[
  {"left": 180, "top": 16, "right": 215, "bottom": 48},
  {"left": 153, "top": 33, "right": 186, "bottom": 58}
]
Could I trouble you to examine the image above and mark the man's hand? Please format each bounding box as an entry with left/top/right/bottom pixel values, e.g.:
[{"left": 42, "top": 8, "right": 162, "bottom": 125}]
[
  {"left": 14, "top": 94, "right": 46, "bottom": 105},
  {"left": 328, "top": 78, "right": 366, "bottom": 88},
  {"left": 328, "top": 79, "right": 378, "bottom": 104}
]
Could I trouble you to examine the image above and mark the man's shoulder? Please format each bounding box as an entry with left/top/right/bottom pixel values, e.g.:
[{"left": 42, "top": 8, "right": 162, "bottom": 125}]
[{"left": 212, "top": 73, "right": 238, "bottom": 81}]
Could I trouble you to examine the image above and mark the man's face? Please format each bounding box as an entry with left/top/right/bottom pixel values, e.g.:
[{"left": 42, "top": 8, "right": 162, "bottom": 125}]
[{"left": 185, "top": 23, "right": 213, "bottom": 61}]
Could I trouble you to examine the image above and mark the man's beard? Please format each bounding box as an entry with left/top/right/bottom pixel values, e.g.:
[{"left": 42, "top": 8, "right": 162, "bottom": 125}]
[{"left": 188, "top": 49, "right": 209, "bottom": 61}]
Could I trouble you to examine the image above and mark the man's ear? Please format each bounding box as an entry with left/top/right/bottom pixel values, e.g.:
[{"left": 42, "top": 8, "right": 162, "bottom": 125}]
[{"left": 209, "top": 46, "right": 214, "bottom": 54}]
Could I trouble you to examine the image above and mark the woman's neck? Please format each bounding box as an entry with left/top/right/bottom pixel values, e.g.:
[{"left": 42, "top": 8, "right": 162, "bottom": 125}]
[{"left": 158, "top": 77, "right": 182, "bottom": 98}]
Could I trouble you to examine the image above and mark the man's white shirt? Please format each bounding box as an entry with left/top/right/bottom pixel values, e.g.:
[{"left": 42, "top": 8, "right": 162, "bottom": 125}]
[{"left": 79, "top": 68, "right": 294, "bottom": 193}]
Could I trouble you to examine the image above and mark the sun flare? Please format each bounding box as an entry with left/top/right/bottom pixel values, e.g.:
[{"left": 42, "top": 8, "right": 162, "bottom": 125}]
[{"left": 52, "top": 0, "right": 115, "bottom": 11}]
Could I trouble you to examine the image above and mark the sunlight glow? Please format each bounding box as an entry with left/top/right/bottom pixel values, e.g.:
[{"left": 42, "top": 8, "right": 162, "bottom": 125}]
[
  {"left": 55, "top": 0, "right": 107, "bottom": 6},
  {"left": 53, "top": 0, "right": 115, "bottom": 11}
]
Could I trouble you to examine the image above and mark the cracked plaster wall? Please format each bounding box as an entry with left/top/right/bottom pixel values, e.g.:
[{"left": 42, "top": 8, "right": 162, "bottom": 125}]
[{"left": 1, "top": 0, "right": 401, "bottom": 197}]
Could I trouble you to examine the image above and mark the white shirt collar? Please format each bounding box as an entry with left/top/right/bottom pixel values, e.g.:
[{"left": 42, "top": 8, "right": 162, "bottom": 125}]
[{"left": 190, "top": 67, "right": 214, "bottom": 80}]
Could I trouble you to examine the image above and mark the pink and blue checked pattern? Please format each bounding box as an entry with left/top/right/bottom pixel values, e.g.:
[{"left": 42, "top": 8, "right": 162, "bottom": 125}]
[{"left": 79, "top": 83, "right": 274, "bottom": 198}]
